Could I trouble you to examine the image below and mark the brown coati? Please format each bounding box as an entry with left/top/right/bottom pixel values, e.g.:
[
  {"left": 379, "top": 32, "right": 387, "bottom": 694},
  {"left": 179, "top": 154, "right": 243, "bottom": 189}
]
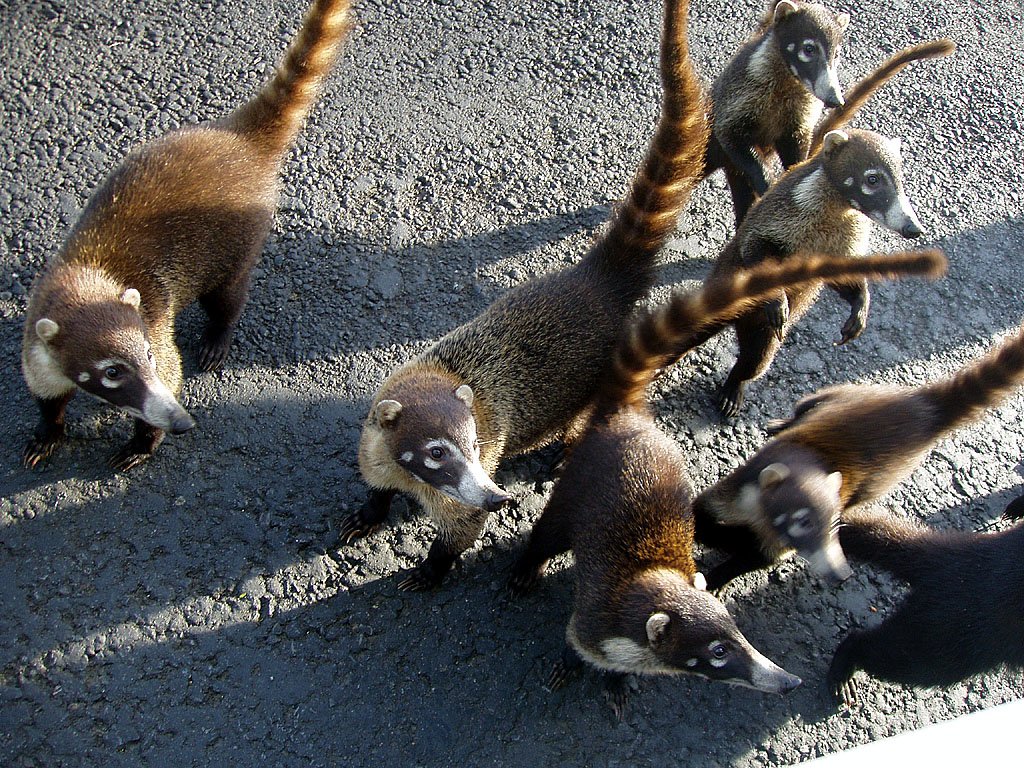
[
  {"left": 695, "top": 318, "right": 1024, "bottom": 591},
  {"left": 703, "top": 0, "right": 849, "bottom": 221},
  {"left": 346, "top": 0, "right": 710, "bottom": 592},
  {"left": 828, "top": 507, "right": 1024, "bottom": 705},
  {"left": 20, "top": 0, "right": 353, "bottom": 471},
  {"left": 508, "top": 250, "right": 945, "bottom": 717},
  {"left": 689, "top": 125, "right": 928, "bottom": 420}
]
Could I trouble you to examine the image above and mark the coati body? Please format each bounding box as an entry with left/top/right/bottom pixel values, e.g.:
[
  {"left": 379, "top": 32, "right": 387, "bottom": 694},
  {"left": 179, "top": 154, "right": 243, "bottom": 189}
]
[
  {"left": 693, "top": 126, "right": 926, "bottom": 419},
  {"left": 704, "top": 0, "right": 848, "bottom": 222},
  {"left": 348, "top": 0, "right": 710, "bottom": 592},
  {"left": 21, "top": 0, "right": 352, "bottom": 471},
  {"left": 829, "top": 508, "right": 1024, "bottom": 705},
  {"left": 696, "top": 318, "right": 1024, "bottom": 590},
  {"left": 509, "top": 249, "right": 945, "bottom": 717}
]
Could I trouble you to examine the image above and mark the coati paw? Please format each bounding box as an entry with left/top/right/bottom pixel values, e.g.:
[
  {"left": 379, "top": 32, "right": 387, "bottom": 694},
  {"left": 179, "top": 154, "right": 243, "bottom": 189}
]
[
  {"left": 107, "top": 446, "right": 153, "bottom": 472},
  {"left": 829, "top": 674, "right": 859, "bottom": 707},
  {"left": 764, "top": 299, "right": 788, "bottom": 341},
  {"left": 338, "top": 510, "right": 381, "bottom": 545},
  {"left": 1002, "top": 493, "right": 1024, "bottom": 522},
  {"left": 507, "top": 562, "right": 547, "bottom": 598},
  {"left": 397, "top": 564, "right": 444, "bottom": 592},
  {"left": 23, "top": 435, "right": 63, "bottom": 469},
  {"left": 717, "top": 386, "right": 744, "bottom": 420},
  {"left": 545, "top": 658, "right": 581, "bottom": 692},
  {"left": 603, "top": 675, "right": 633, "bottom": 721},
  {"left": 197, "top": 329, "right": 234, "bottom": 372},
  {"left": 838, "top": 313, "right": 866, "bottom": 345}
]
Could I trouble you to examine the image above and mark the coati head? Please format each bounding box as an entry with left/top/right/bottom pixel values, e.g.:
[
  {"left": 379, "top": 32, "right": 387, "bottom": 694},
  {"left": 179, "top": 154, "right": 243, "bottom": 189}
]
[
  {"left": 750, "top": 461, "right": 851, "bottom": 583},
  {"left": 595, "top": 570, "right": 802, "bottom": 693},
  {"left": 369, "top": 378, "right": 511, "bottom": 512},
  {"left": 27, "top": 288, "right": 195, "bottom": 434},
  {"left": 821, "top": 128, "right": 924, "bottom": 238},
  {"left": 772, "top": 0, "right": 848, "bottom": 108}
]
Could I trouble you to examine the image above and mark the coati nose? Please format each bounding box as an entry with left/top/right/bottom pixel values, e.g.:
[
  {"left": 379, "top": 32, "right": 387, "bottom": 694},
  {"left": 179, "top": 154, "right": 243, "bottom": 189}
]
[
  {"left": 169, "top": 412, "right": 196, "bottom": 435},
  {"left": 483, "top": 489, "right": 511, "bottom": 512},
  {"left": 901, "top": 220, "right": 923, "bottom": 238},
  {"left": 779, "top": 672, "right": 803, "bottom": 694},
  {"left": 823, "top": 93, "right": 844, "bottom": 109}
]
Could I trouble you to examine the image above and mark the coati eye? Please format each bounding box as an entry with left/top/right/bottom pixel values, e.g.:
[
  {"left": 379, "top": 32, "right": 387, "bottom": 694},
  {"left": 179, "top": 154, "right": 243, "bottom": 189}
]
[
  {"left": 105, "top": 366, "right": 121, "bottom": 380},
  {"left": 802, "top": 42, "right": 817, "bottom": 57},
  {"left": 429, "top": 446, "right": 445, "bottom": 460},
  {"left": 865, "top": 173, "right": 880, "bottom": 187},
  {"left": 711, "top": 643, "right": 727, "bottom": 659}
]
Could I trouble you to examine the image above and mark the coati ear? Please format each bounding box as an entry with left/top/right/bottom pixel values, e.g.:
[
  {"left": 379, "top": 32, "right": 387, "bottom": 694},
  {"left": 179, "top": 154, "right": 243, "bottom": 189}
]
[
  {"left": 35, "top": 318, "right": 60, "bottom": 342},
  {"left": 692, "top": 572, "right": 707, "bottom": 591},
  {"left": 646, "top": 612, "right": 671, "bottom": 647},
  {"left": 836, "top": 11, "right": 850, "bottom": 30},
  {"left": 759, "top": 463, "right": 791, "bottom": 490},
  {"left": 773, "top": 0, "right": 798, "bottom": 21},
  {"left": 375, "top": 399, "right": 402, "bottom": 426},
  {"left": 120, "top": 288, "right": 141, "bottom": 309},
  {"left": 825, "top": 471, "right": 843, "bottom": 496},
  {"left": 454, "top": 384, "right": 474, "bottom": 409},
  {"left": 822, "top": 130, "right": 849, "bottom": 155}
]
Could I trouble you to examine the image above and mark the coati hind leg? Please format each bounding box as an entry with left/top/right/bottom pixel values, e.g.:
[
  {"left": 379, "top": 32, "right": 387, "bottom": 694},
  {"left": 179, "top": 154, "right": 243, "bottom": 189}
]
[
  {"left": 23, "top": 391, "right": 75, "bottom": 469},
  {"left": 397, "top": 504, "right": 490, "bottom": 592},
  {"left": 509, "top": 498, "right": 574, "bottom": 596},
  {"left": 829, "top": 279, "right": 870, "bottom": 345},
  {"left": 197, "top": 269, "right": 254, "bottom": 372},
  {"left": 828, "top": 616, "right": 926, "bottom": 707},
  {"left": 718, "top": 314, "right": 782, "bottom": 419}
]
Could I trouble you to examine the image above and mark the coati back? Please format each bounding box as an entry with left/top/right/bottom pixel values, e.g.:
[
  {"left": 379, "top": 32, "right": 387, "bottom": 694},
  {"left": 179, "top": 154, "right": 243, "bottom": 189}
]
[
  {"left": 691, "top": 125, "right": 928, "bottom": 419},
  {"left": 829, "top": 508, "right": 1024, "bottom": 705},
  {"left": 21, "top": 0, "right": 352, "bottom": 471},
  {"left": 347, "top": 0, "right": 710, "bottom": 592},
  {"left": 508, "top": 250, "right": 944, "bottom": 717},
  {"left": 704, "top": 0, "right": 848, "bottom": 221},
  {"left": 695, "top": 318, "right": 1024, "bottom": 589}
]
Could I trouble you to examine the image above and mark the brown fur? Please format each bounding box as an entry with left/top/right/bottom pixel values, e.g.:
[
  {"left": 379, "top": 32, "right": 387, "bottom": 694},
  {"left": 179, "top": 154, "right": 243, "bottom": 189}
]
[
  {"left": 21, "top": 0, "right": 352, "bottom": 471},
  {"left": 348, "top": 0, "right": 710, "bottom": 591},
  {"left": 695, "top": 319, "right": 1024, "bottom": 589}
]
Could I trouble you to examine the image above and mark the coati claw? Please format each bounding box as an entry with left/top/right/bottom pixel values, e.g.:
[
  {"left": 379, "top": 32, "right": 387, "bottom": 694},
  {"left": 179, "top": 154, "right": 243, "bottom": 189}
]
[
  {"left": 397, "top": 564, "right": 443, "bottom": 592},
  {"left": 1002, "top": 493, "right": 1024, "bottom": 522},
  {"left": 717, "top": 386, "right": 744, "bottom": 420},
  {"left": 197, "top": 333, "right": 233, "bottom": 373},
  {"left": 23, "top": 437, "right": 62, "bottom": 469},
  {"left": 764, "top": 297, "right": 788, "bottom": 341},
  {"left": 545, "top": 657, "right": 582, "bottom": 692},
  {"left": 603, "top": 674, "right": 632, "bottom": 721},
  {"left": 838, "top": 314, "right": 866, "bottom": 345},
  {"left": 507, "top": 563, "right": 545, "bottom": 598},
  {"left": 107, "top": 448, "right": 152, "bottom": 473},
  {"left": 338, "top": 511, "right": 380, "bottom": 545},
  {"left": 830, "top": 675, "right": 859, "bottom": 707}
]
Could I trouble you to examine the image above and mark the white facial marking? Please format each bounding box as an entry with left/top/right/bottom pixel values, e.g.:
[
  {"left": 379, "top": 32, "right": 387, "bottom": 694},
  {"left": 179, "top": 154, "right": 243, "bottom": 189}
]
[
  {"left": 24, "top": 342, "right": 74, "bottom": 399},
  {"left": 709, "top": 656, "right": 728, "bottom": 669},
  {"left": 686, "top": 658, "right": 699, "bottom": 668},
  {"left": 400, "top": 451, "right": 413, "bottom": 463},
  {"left": 140, "top": 375, "right": 186, "bottom": 429},
  {"left": 793, "top": 508, "right": 810, "bottom": 520},
  {"left": 849, "top": 198, "right": 862, "bottom": 211},
  {"left": 773, "top": 514, "right": 787, "bottom": 527},
  {"left": 844, "top": 177, "right": 854, "bottom": 187},
  {"left": 787, "top": 42, "right": 795, "bottom": 52},
  {"left": 598, "top": 637, "right": 675, "bottom": 675},
  {"left": 78, "top": 372, "right": 91, "bottom": 383},
  {"left": 423, "top": 456, "right": 442, "bottom": 470},
  {"left": 737, "top": 483, "right": 761, "bottom": 516},
  {"left": 885, "top": 192, "right": 923, "bottom": 232}
]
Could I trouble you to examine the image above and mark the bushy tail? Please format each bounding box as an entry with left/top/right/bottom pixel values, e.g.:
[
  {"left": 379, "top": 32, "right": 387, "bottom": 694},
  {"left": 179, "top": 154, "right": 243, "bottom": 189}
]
[
  {"left": 920, "top": 321, "right": 1024, "bottom": 432},
  {"left": 598, "top": 0, "right": 710, "bottom": 269},
  {"left": 227, "top": 0, "right": 353, "bottom": 157},
  {"left": 603, "top": 249, "right": 946, "bottom": 410},
  {"left": 808, "top": 39, "right": 955, "bottom": 155}
]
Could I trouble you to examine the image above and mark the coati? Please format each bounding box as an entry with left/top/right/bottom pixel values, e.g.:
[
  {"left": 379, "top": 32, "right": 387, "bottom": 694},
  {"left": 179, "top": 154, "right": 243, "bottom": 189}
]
[
  {"left": 704, "top": 0, "right": 849, "bottom": 222},
  {"left": 21, "top": 0, "right": 352, "bottom": 471},
  {"left": 691, "top": 125, "right": 928, "bottom": 419},
  {"left": 829, "top": 507, "right": 1024, "bottom": 705},
  {"left": 695, "top": 317, "right": 1024, "bottom": 591},
  {"left": 347, "top": 0, "right": 710, "bottom": 592},
  {"left": 508, "top": 250, "right": 945, "bottom": 717}
]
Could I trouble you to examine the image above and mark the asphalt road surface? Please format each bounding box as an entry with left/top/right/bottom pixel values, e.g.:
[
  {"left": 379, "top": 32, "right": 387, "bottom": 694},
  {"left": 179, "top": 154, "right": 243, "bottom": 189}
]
[{"left": 2, "top": 0, "right": 1023, "bottom": 765}]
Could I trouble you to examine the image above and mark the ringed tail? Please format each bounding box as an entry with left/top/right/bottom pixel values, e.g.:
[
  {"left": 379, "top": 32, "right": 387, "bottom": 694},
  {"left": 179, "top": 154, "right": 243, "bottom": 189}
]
[
  {"left": 603, "top": 249, "right": 946, "bottom": 409},
  {"left": 920, "top": 320, "right": 1024, "bottom": 433},
  {"left": 838, "top": 508, "right": 935, "bottom": 580},
  {"left": 601, "top": 0, "right": 710, "bottom": 261},
  {"left": 809, "top": 39, "right": 955, "bottom": 155},
  {"left": 228, "top": 0, "right": 353, "bottom": 157}
]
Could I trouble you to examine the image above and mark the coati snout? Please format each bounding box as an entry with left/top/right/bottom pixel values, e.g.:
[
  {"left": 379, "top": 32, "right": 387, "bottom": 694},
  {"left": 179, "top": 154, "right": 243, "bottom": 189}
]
[
  {"left": 375, "top": 384, "right": 511, "bottom": 512},
  {"left": 821, "top": 129, "right": 924, "bottom": 239}
]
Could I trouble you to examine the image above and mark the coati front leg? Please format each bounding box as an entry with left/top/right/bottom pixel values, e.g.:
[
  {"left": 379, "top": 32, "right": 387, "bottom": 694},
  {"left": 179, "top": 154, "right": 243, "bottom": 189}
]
[
  {"left": 545, "top": 644, "right": 585, "bottom": 692},
  {"left": 339, "top": 488, "right": 396, "bottom": 544},
  {"left": 694, "top": 496, "right": 774, "bottom": 590},
  {"left": 509, "top": 498, "right": 574, "bottom": 596},
  {"left": 717, "top": 133, "right": 770, "bottom": 197},
  {"left": 397, "top": 504, "right": 489, "bottom": 592},
  {"left": 774, "top": 130, "right": 808, "bottom": 171},
  {"left": 718, "top": 313, "right": 782, "bottom": 419},
  {"left": 829, "top": 279, "right": 870, "bottom": 345},
  {"left": 108, "top": 419, "right": 166, "bottom": 472},
  {"left": 23, "top": 391, "right": 75, "bottom": 469},
  {"left": 198, "top": 269, "right": 253, "bottom": 372},
  {"left": 602, "top": 672, "right": 634, "bottom": 721}
]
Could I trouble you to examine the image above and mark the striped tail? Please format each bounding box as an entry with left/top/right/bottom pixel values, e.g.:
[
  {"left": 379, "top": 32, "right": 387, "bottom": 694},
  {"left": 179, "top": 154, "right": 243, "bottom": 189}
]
[
  {"left": 920, "top": 321, "right": 1024, "bottom": 433},
  {"left": 598, "top": 0, "right": 710, "bottom": 267},
  {"left": 227, "top": 0, "right": 353, "bottom": 157},
  {"left": 603, "top": 249, "right": 946, "bottom": 410},
  {"left": 838, "top": 508, "right": 936, "bottom": 581},
  {"left": 809, "top": 39, "right": 955, "bottom": 155}
]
